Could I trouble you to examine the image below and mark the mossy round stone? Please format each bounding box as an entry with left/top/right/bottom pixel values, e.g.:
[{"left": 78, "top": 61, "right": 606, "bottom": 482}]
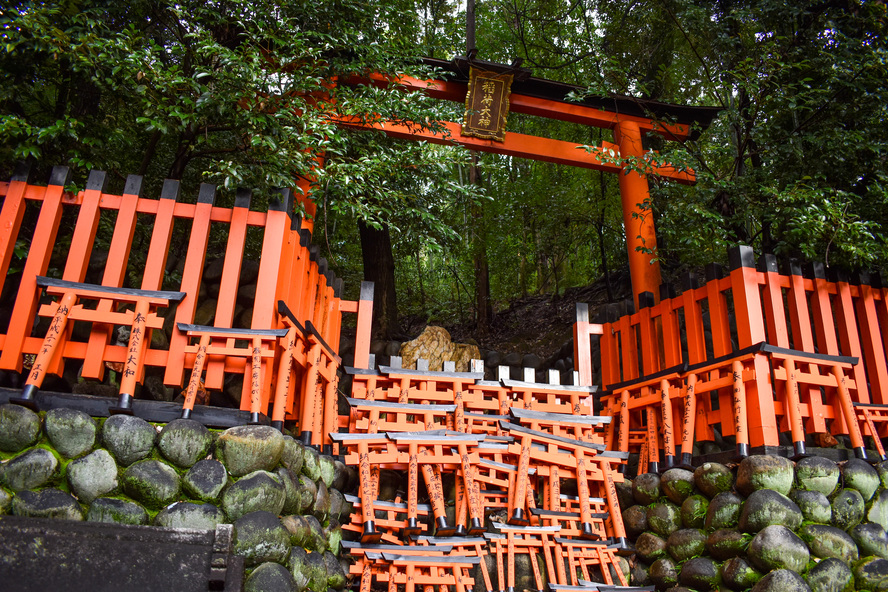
[
  {"left": 806, "top": 557, "right": 853, "bottom": 592},
  {"left": 301, "top": 515, "right": 327, "bottom": 552},
  {"left": 868, "top": 490, "right": 888, "bottom": 530},
  {"left": 280, "top": 436, "right": 305, "bottom": 476},
  {"left": 877, "top": 460, "right": 888, "bottom": 490},
  {"left": 0, "top": 447, "right": 58, "bottom": 492},
  {"left": 796, "top": 456, "right": 840, "bottom": 496},
  {"left": 738, "top": 488, "right": 803, "bottom": 532},
  {"left": 751, "top": 569, "right": 811, "bottom": 592},
  {"left": 233, "top": 510, "right": 291, "bottom": 567},
  {"left": 324, "top": 518, "right": 342, "bottom": 554},
  {"left": 633, "top": 473, "right": 662, "bottom": 505},
  {"left": 630, "top": 561, "right": 651, "bottom": 587},
  {"left": 661, "top": 468, "right": 695, "bottom": 504},
  {"left": 276, "top": 467, "right": 302, "bottom": 515},
  {"left": 706, "top": 529, "right": 749, "bottom": 560},
  {"left": 102, "top": 414, "right": 156, "bottom": 466},
  {"left": 301, "top": 446, "right": 322, "bottom": 481},
  {"left": 157, "top": 419, "right": 213, "bottom": 468},
  {"left": 832, "top": 488, "right": 865, "bottom": 530},
  {"left": 790, "top": 488, "right": 833, "bottom": 524},
  {"left": 87, "top": 497, "right": 148, "bottom": 525},
  {"left": 635, "top": 532, "right": 668, "bottom": 563},
  {"left": 12, "top": 488, "right": 83, "bottom": 520},
  {"left": 121, "top": 459, "right": 180, "bottom": 510},
  {"left": 328, "top": 488, "right": 345, "bottom": 523},
  {"left": 311, "top": 479, "right": 330, "bottom": 522},
  {"left": 721, "top": 556, "right": 762, "bottom": 590},
  {"left": 853, "top": 556, "right": 888, "bottom": 591},
  {"left": 623, "top": 504, "right": 648, "bottom": 538},
  {"left": 331, "top": 459, "right": 349, "bottom": 492},
  {"left": 748, "top": 524, "right": 810, "bottom": 573},
  {"left": 705, "top": 491, "right": 744, "bottom": 530},
  {"left": 850, "top": 522, "right": 888, "bottom": 559},
  {"left": 288, "top": 547, "right": 311, "bottom": 591},
  {"left": 317, "top": 455, "right": 335, "bottom": 489},
  {"left": 0, "top": 403, "right": 40, "bottom": 453},
  {"left": 680, "top": 495, "right": 709, "bottom": 529},
  {"left": 323, "top": 550, "right": 346, "bottom": 589},
  {"left": 222, "top": 470, "right": 285, "bottom": 522},
  {"left": 678, "top": 557, "right": 719, "bottom": 590},
  {"left": 666, "top": 528, "right": 706, "bottom": 562},
  {"left": 647, "top": 500, "right": 682, "bottom": 537},
  {"left": 798, "top": 523, "right": 859, "bottom": 562},
  {"left": 694, "top": 462, "right": 733, "bottom": 499},
  {"left": 303, "top": 549, "right": 328, "bottom": 592},
  {"left": 842, "top": 458, "right": 880, "bottom": 501},
  {"left": 295, "top": 475, "right": 317, "bottom": 514},
  {"left": 67, "top": 448, "right": 118, "bottom": 503},
  {"left": 44, "top": 407, "right": 97, "bottom": 458},
  {"left": 649, "top": 557, "right": 679, "bottom": 590},
  {"left": 736, "top": 455, "right": 794, "bottom": 496},
  {"left": 216, "top": 425, "right": 284, "bottom": 478},
  {"left": 183, "top": 459, "right": 228, "bottom": 504},
  {"left": 616, "top": 480, "right": 634, "bottom": 511},
  {"left": 245, "top": 562, "right": 297, "bottom": 592},
  {"left": 281, "top": 515, "right": 310, "bottom": 548},
  {"left": 155, "top": 501, "right": 225, "bottom": 530}
]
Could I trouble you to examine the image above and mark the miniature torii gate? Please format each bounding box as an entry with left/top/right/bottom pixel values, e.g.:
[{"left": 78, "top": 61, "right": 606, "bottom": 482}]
[{"left": 342, "top": 56, "right": 721, "bottom": 306}]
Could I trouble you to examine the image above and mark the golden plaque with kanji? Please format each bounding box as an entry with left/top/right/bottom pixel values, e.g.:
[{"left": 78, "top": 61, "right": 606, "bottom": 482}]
[{"left": 462, "top": 67, "right": 513, "bottom": 142}]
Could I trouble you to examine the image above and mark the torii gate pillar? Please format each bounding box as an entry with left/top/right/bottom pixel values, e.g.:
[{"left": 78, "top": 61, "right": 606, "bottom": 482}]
[{"left": 614, "top": 120, "right": 661, "bottom": 308}]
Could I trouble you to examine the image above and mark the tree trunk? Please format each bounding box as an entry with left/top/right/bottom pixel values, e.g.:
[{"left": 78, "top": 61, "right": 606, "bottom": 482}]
[{"left": 358, "top": 220, "right": 400, "bottom": 340}]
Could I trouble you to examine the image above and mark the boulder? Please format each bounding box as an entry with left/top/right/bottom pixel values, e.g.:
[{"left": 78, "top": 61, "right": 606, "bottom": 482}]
[
  {"left": 312, "top": 479, "right": 330, "bottom": 522},
  {"left": 288, "top": 547, "right": 311, "bottom": 591},
  {"left": 622, "top": 505, "right": 648, "bottom": 538},
  {"left": 183, "top": 459, "right": 229, "bottom": 504},
  {"left": 276, "top": 467, "right": 303, "bottom": 515},
  {"left": 680, "top": 495, "right": 708, "bottom": 529},
  {"left": 747, "top": 524, "right": 810, "bottom": 573},
  {"left": 67, "top": 448, "right": 118, "bottom": 503},
  {"left": 281, "top": 436, "right": 305, "bottom": 476},
  {"left": 155, "top": 502, "right": 226, "bottom": 530},
  {"left": 720, "top": 556, "right": 762, "bottom": 591},
  {"left": 806, "top": 557, "right": 853, "bottom": 592},
  {"left": 323, "top": 551, "right": 347, "bottom": 589},
  {"left": 302, "top": 447, "right": 322, "bottom": 481},
  {"left": 635, "top": 532, "right": 668, "bottom": 563},
  {"left": 705, "top": 491, "right": 744, "bottom": 530},
  {"left": 647, "top": 501, "right": 682, "bottom": 537},
  {"left": 706, "top": 529, "right": 749, "bottom": 560},
  {"left": 12, "top": 488, "right": 83, "bottom": 520},
  {"left": 868, "top": 490, "right": 888, "bottom": 530},
  {"left": 245, "top": 562, "right": 297, "bottom": 592},
  {"left": 121, "top": 459, "right": 181, "bottom": 510},
  {"left": 661, "top": 468, "right": 695, "bottom": 504},
  {"left": 790, "top": 488, "right": 833, "bottom": 524},
  {"left": 678, "top": 557, "right": 719, "bottom": 591},
  {"left": 798, "top": 523, "right": 858, "bottom": 562},
  {"left": 649, "top": 557, "right": 679, "bottom": 590},
  {"left": 738, "top": 488, "right": 803, "bottom": 532},
  {"left": 102, "top": 414, "right": 156, "bottom": 466},
  {"left": 0, "top": 447, "right": 58, "bottom": 491},
  {"left": 666, "top": 528, "right": 706, "bottom": 562},
  {"left": 842, "top": 458, "right": 880, "bottom": 501},
  {"left": 633, "top": 473, "right": 662, "bottom": 505},
  {"left": 233, "top": 511, "right": 291, "bottom": 567},
  {"left": 303, "top": 549, "right": 328, "bottom": 592},
  {"left": 44, "top": 408, "right": 97, "bottom": 458},
  {"left": 398, "top": 326, "right": 480, "bottom": 372},
  {"left": 831, "top": 488, "right": 865, "bottom": 530},
  {"left": 853, "top": 556, "right": 888, "bottom": 592},
  {"left": 736, "top": 455, "right": 794, "bottom": 496},
  {"left": 0, "top": 403, "right": 41, "bottom": 452},
  {"left": 317, "top": 455, "right": 335, "bottom": 489},
  {"left": 295, "top": 475, "right": 318, "bottom": 515},
  {"left": 751, "top": 569, "right": 811, "bottom": 592},
  {"left": 796, "top": 456, "right": 840, "bottom": 496},
  {"left": 157, "top": 419, "right": 213, "bottom": 468},
  {"left": 693, "top": 462, "right": 733, "bottom": 498},
  {"left": 849, "top": 522, "right": 888, "bottom": 559},
  {"left": 216, "top": 425, "right": 285, "bottom": 477},
  {"left": 86, "top": 497, "right": 148, "bottom": 525},
  {"left": 222, "top": 470, "right": 286, "bottom": 521}
]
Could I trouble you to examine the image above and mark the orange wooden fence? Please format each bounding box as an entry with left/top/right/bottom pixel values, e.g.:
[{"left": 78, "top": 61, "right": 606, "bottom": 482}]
[
  {"left": 591, "top": 245, "right": 888, "bottom": 466},
  {"left": 0, "top": 164, "right": 369, "bottom": 445}
]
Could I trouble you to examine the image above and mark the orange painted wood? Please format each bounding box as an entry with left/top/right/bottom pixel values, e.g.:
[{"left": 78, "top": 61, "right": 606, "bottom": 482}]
[
  {"left": 0, "top": 169, "right": 31, "bottom": 296},
  {"left": 62, "top": 171, "right": 106, "bottom": 282},
  {"left": 0, "top": 167, "right": 70, "bottom": 371},
  {"left": 164, "top": 185, "right": 216, "bottom": 387},
  {"left": 855, "top": 281, "right": 888, "bottom": 405},
  {"left": 140, "top": 180, "right": 179, "bottom": 291}
]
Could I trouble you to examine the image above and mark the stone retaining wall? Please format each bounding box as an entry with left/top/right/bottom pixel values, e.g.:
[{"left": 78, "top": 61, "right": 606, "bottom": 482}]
[
  {"left": 620, "top": 456, "right": 888, "bottom": 591},
  {"left": 0, "top": 403, "right": 356, "bottom": 591}
]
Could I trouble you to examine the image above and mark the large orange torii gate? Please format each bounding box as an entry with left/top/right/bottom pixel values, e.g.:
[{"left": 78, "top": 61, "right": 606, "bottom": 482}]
[{"left": 342, "top": 56, "right": 721, "bottom": 306}]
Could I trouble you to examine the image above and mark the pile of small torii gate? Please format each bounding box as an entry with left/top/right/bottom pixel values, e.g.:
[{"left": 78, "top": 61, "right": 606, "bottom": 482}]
[{"left": 333, "top": 353, "right": 645, "bottom": 592}]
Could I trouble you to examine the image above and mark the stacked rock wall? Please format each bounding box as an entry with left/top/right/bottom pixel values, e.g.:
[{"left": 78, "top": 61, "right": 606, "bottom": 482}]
[
  {"left": 0, "top": 403, "right": 356, "bottom": 591},
  {"left": 620, "top": 456, "right": 888, "bottom": 591}
]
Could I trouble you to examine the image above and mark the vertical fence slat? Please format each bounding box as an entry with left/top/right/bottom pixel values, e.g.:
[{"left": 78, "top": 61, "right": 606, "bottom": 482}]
[
  {"left": 0, "top": 163, "right": 33, "bottom": 296},
  {"left": 81, "top": 175, "right": 143, "bottom": 379},
  {"left": 252, "top": 189, "right": 292, "bottom": 332},
  {"left": 855, "top": 274, "right": 888, "bottom": 405},
  {"left": 832, "top": 270, "right": 871, "bottom": 408},
  {"left": 681, "top": 275, "right": 707, "bottom": 365},
  {"left": 164, "top": 184, "right": 216, "bottom": 387},
  {"left": 62, "top": 170, "right": 107, "bottom": 282},
  {"left": 140, "top": 179, "right": 180, "bottom": 290},
  {"left": 759, "top": 255, "right": 790, "bottom": 348},
  {"left": 0, "top": 166, "right": 71, "bottom": 370}
]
